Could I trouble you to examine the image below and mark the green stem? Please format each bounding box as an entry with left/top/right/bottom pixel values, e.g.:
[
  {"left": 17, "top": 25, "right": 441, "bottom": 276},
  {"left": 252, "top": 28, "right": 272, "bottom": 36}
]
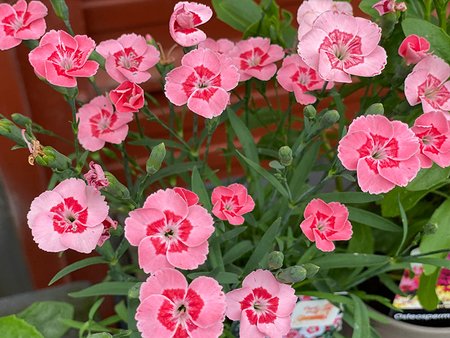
[
  {"left": 193, "top": 114, "right": 199, "bottom": 149},
  {"left": 203, "top": 133, "right": 213, "bottom": 165},
  {"left": 134, "top": 113, "right": 150, "bottom": 152},
  {"left": 434, "top": 0, "right": 447, "bottom": 30},
  {"left": 67, "top": 97, "right": 80, "bottom": 161},
  {"left": 119, "top": 143, "right": 133, "bottom": 189},
  {"left": 244, "top": 80, "right": 252, "bottom": 126},
  {"left": 424, "top": 0, "right": 433, "bottom": 21}
]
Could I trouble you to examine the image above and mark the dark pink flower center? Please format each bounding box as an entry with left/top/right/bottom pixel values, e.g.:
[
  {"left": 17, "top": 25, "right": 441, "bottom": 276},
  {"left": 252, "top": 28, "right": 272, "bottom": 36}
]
[
  {"left": 239, "top": 47, "right": 269, "bottom": 71},
  {"left": 113, "top": 47, "right": 143, "bottom": 72},
  {"left": 320, "top": 30, "right": 364, "bottom": 70},
  {"left": 219, "top": 195, "right": 241, "bottom": 215},
  {"left": 2, "top": 9, "right": 30, "bottom": 36},
  {"left": 89, "top": 108, "right": 118, "bottom": 137},
  {"left": 310, "top": 211, "right": 338, "bottom": 240},
  {"left": 418, "top": 75, "right": 450, "bottom": 109},
  {"left": 50, "top": 197, "right": 88, "bottom": 234},
  {"left": 182, "top": 65, "right": 221, "bottom": 102},
  {"left": 240, "top": 287, "right": 279, "bottom": 325},
  {"left": 357, "top": 133, "right": 400, "bottom": 173},
  {"left": 48, "top": 44, "right": 86, "bottom": 77},
  {"left": 174, "top": 8, "right": 201, "bottom": 34},
  {"left": 416, "top": 126, "right": 447, "bottom": 155},
  {"left": 291, "top": 67, "right": 321, "bottom": 91}
]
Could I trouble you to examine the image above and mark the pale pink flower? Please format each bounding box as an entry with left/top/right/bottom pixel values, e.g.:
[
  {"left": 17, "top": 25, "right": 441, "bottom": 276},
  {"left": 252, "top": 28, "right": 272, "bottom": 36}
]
[
  {"left": 198, "top": 38, "right": 235, "bottom": 56},
  {"left": 164, "top": 48, "right": 239, "bottom": 118},
  {"left": 0, "top": 0, "right": 47, "bottom": 50},
  {"left": 211, "top": 183, "right": 255, "bottom": 226},
  {"left": 372, "top": 0, "right": 406, "bottom": 16},
  {"left": 229, "top": 37, "right": 284, "bottom": 81},
  {"left": 109, "top": 81, "right": 145, "bottom": 113},
  {"left": 277, "top": 54, "right": 331, "bottom": 105},
  {"left": 136, "top": 268, "right": 226, "bottom": 338},
  {"left": 299, "top": 199, "right": 352, "bottom": 252},
  {"left": 338, "top": 115, "right": 420, "bottom": 194},
  {"left": 27, "top": 178, "right": 109, "bottom": 253},
  {"left": 28, "top": 30, "right": 98, "bottom": 87},
  {"left": 96, "top": 33, "right": 160, "bottom": 84},
  {"left": 296, "top": 0, "right": 353, "bottom": 41},
  {"left": 404, "top": 56, "right": 450, "bottom": 114},
  {"left": 298, "top": 11, "right": 387, "bottom": 83},
  {"left": 398, "top": 35, "right": 430, "bottom": 65},
  {"left": 84, "top": 161, "right": 108, "bottom": 190},
  {"left": 169, "top": 1, "right": 212, "bottom": 47},
  {"left": 226, "top": 269, "right": 297, "bottom": 338},
  {"left": 97, "top": 216, "right": 118, "bottom": 247},
  {"left": 77, "top": 95, "right": 133, "bottom": 152},
  {"left": 124, "top": 188, "right": 215, "bottom": 273},
  {"left": 412, "top": 111, "right": 450, "bottom": 168}
]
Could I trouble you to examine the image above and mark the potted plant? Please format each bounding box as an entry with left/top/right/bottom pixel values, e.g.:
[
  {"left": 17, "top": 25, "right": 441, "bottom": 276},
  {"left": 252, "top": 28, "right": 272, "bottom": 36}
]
[{"left": 0, "top": 0, "right": 449, "bottom": 337}]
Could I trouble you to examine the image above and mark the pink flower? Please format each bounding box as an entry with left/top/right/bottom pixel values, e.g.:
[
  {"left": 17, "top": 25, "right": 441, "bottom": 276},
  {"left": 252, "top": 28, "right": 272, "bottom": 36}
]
[
  {"left": 28, "top": 30, "right": 98, "bottom": 87},
  {"left": 404, "top": 56, "right": 450, "bottom": 114},
  {"left": 0, "top": 0, "right": 47, "bottom": 50},
  {"left": 174, "top": 187, "right": 199, "bottom": 206},
  {"left": 338, "top": 115, "right": 420, "bottom": 194},
  {"left": 226, "top": 269, "right": 297, "bottom": 338},
  {"left": 277, "top": 54, "right": 331, "bottom": 105},
  {"left": 169, "top": 1, "right": 212, "bottom": 47},
  {"left": 97, "top": 216, "right": 118, "bottom": 247},
  {"left": 296, "top": 0, "right": 353, "bottom": 41},
  {"left": 27, "top": 178, "right": 109, "bottom": 253},
  {"left": 298, "top": 11, "right": 387, "bottom": 83},
  {"left": 299, "top": 199, "right": 352, "bottom": 252},
  {"left": 372, "top": 0, "right": 407, "bottom": 16},
  {"left": 136, "top": 268, "right": 226, "bottom": 338},
  {"left": 229, "top": 37, "right": 284, "bottom": 81},
  {"left": 164, "top": 48, "right": 239, "bottom": 118},
  {"left": 124, "top": 188, "right": 215, "bottom": 273},
  {"left": 412, "top": 111, "right": 450, "bottom": 168},
  {"left": 398, "top": 35, "right": 430, "bottom": 65},
  {"left": 198, "top": 37, "right": 235, "bottom": 56},
  {"left": 96, "top": 33, "right": 160, "bottom": 84},
  {"left": 109, "top": 81, "right": 145, "bottom": 113},
  {"left": 84, "top": 161, "right": 109, "bottom": 190},
  {"left": 77, "top": 95, "right": 133, "bottom": 151},
  {"left": 211, "top": 183, "right": 255, "bottom": 226}
]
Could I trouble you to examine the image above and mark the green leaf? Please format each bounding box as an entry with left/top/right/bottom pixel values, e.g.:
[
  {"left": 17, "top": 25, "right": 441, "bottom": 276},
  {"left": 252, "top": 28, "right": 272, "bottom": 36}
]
[
  {"left": 69, "top": 282, "right": 137, "bottom": 298},
  {"left": 89, "top": 298, "right": 104, "bottom": 320},
  {"left": 0, "top": 315, "right": 44, "bottom": 338},
  {"left": 290, "top": 142, "right": 320, "bottom": 197},
  {"left": 359, "top": 0, "right": 381, "bottom": 17},
  {"left": 316, "top": 192, "right": 383, "bottom": 204},
  {"left": 49, "top": 256, "right": 107, "bottom": 285},
  {"left": 347, "top": 206, "right": 402, "bottom": 232},
  {"left": 243, "top": 218, "right": 282, "bottom": 275},
  {"left": 18, "top": 301, "right": 73, "bottom": 338},
  {"left": 87, "top": 334, "right": 113, "bottom": 338},
  {"left": 146, "top": 143, "right": 166, "bottom": 175},
  {"left": 418, "top": 269, "right": 440, "bottom": 311},
  {"left": 311, "top": 253, "right": 389, "bottom": 269},
  {"left": 221, "top": 226, "right": 248, "bottom": 243},
  {"left": 350, "top": 294, "right": 371, "bottom": 338},
  {"left": 402, "top": 18, "right": 450, "bottom": 63},
  {"left": 214, "top": 271, "right": 241, "bottom": 284},
  {"left": 399, "top": 256, "right": 450, "bottom": 270},
  {"left": 49, "top": 0, "right": 70, "bottom": 22},
  {"left": 406, "top": 165, "right": 450, "bottom": 191},
  {"left": 395, "top": 197, "right": 408, "bottom": 256},
  {"left": 223, "top": 240, "right": 253, "bottom": 264},
  {"left": 114, "top": 301, "right": 128, "bottom": 322},
  {"left": 211, "top": 0, "right": 262, "bottom": 32},
  {"left": 381, "top": 187, "right": 429, "bottom": 217},
  {"left": 145, "top": 161, "right": 202, "bottom": 187},
  {"left": 228, "top": 109, "right": 259, "bottom": 164},
  {"left": 191, "top": 166, "right": 212, "bottom": 211}
]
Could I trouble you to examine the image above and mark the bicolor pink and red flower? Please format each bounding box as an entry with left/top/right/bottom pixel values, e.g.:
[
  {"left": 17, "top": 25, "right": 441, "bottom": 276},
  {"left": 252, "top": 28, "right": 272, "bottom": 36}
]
[
  {"left": 27, "top": 178, "right": 109, "bottom": 253},
  {"left": 136, "top": 268, "right": 226, "bottom": 338},
  {"left": 372, "top": 0, "right": 406, "bottom": 16},
  {"left": 77, "top": 95, "right": 133, "bottom": 151},
  {"left": 226, "top": 269, "right": 297, "bottom": 338},
  {"left": 28, "top": 30, "right": 98, "bottom": 87},
  {"left": 164, "top": 48, "right": 239, "bottom": 118},
  {"left": 97, "top": 216, "right": 118, "bottom": 247},
  {"left": 229, "top": 37, "right": 284, "bottom": 81},
  {"left": 296, "top": 0, "right": 353, "bottom": 41},
  {"left": 174, "top": 187, "right": 199, "bottom": 206},
  {"left": 404, "top": 55, "right": 450, "bottom": 114},
  {"left": 198, "top": 37, "right": 235, "bottom": 56},
  {"left": 412, "top": 111, "right": 450, "bottom": 168},
  {"left": 211, "top": 183, "right": 255, "bottom": 226},
  {"left": 0, "top": 0, "right": 47, "bottom": 50},
  {"left": 96, "top": 33, "right": 160, "bottom": 84},
  {"left": 398, "top": 35, "right": 430, "bottom": 65},
  {"left": 277, "top": 54, "right": 331, "bottom": 105},
  {"left": 124, "top": 188, "right": 215, "bottom": 273},
  {"left": 299, "top": 199, "right": 352, "bottom": 252},
  {"left": 298, "top": 11, "right": 387, "bottom": 83},
  {"left": 338, "top": 114, "right": 420, "bottom": 194},
  {"left": 84, "top": 161, "right": 109, "bottom": 190},
  {"left": 169, "top": 1, "right": 212, "bottom": 47},
  {"left": 109, "top": 80, "right": 145, "bottom": 113}
]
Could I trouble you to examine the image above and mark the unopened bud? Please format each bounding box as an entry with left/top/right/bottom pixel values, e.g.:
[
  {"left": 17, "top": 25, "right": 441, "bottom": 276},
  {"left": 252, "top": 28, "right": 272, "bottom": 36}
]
[
  {"left": 35, "top": 146, "right": 71, "bottom": 170},
  {"left": 145, "top": 34, "right": 154, "bottom": 44},
  {"left": 303, "top": 105, "right": 316, "bottom": 119},
  {"left": 267, "top": 251, "right": 284, "bottom": 270},
  {"left": 11, "top": 113, "right": 32, "bottom": 127},
  {"left": 103, "top": 172, "right": 131, "bottom": 199},
  {"left": 146, "top": 143, "right": 166, "bottom": 175},
  {"left": 302, "top": 263, "right": 320, "bottom": 278},
  {"left": 319, "top": 110, "right": 340, "bottom": 129},
  {"left": 278, "top": 146, "right": 293, "bottom": 166},
  {"left": 395, "top": 2, "right": 407, "bottom": 12},
  {"left": 128, "top": 282, "right": 141, "bottom": 299},
  {"left": 276, "top": 266, "right": 307, "bottom": 283},
  {"left": 423, "top": 222, "right": 438, "bottom": 235},
  {"left": 365, "top": 103, "right": 384, "bottom": 116},
  {"left": 0, "top": 119, "right": 26, "bottom": 146}
]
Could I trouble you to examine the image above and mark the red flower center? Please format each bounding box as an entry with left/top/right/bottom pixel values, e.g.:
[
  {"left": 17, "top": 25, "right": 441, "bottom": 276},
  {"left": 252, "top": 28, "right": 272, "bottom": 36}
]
[
  {"left": 320, "top": 30, "right": 364, "bottom": 70},
  {"left": 89, "top": 108, "right": 118, "bottom": 137},
  {"left": 240, "top": 47, "right": 269, "bottom": 71},
  {"left": 50, "top": 197, "right": 88, "bottom": 234},
  {"left": 418, "top": 75, "right": 450, "bottom": 108},
  {"left": 114, "top": 47, "right": 143, "bottom": 72},
  {"left": 240, "top": 287, "right": 279, "bottom": 325}
]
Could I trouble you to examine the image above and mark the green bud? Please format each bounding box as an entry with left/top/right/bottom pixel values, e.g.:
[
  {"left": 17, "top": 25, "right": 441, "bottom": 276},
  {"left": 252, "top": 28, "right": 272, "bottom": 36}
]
[
  {"left": 302, "top": 263, "right": 320, "bottom": 278},
  {"left": 128, "top": 282, "right": 141, "bottom": 299},
  {"left": 365, "top": 103, "right": 384, "bottom": 116},
  {"left": 11, "top": 113, "right": 32, "bottom": 127},
  {"left": 319, "top": 110, "right": 340, "bottom": 129},
  {"left": 276, "top": 266, "right": 307, "bottom": 283},
  {"left": 269, "top": 160, "right": 285, "bottom": 170},
  {"left": 50, "top": 0, "right": 70, "bottom": 21},
  {"left": 0, "top": 119, "right": 27, "bottom": 146},
  {"left": 423, "top": 222, "right": 438, "bottom": 235},
  {"left": 303, "top": 105, "right": 317, "bottom": 119},
  {"left": 103, "top": 172, "right": 131, "bottom": 199},
  {"left": 278, "top": 146, "right": 293, "bottom": 166},
  {"left": 35, "top": 146, "right": 71, "bottom": 170},
  {"left": 0, "top": 119, "right": 13, "bottom": 135},
  {"left": 146, "top": 143, "right": 166, "bottom": 175},
  {"left": 267, "top": 251, "right": 284, "bottom": 270}
]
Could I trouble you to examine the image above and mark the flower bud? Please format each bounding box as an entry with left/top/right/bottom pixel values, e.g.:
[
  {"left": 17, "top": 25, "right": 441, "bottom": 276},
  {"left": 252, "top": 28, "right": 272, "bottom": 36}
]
[
  {"left": 365, "top": 103, "right": 384, "bottom": 116},
  {"left": 303, "top": 105, "right": 317, "bottom": 119},
  {"left": 267, "top": 251, "right": 284, "bottom": 270},
  {"left": 146, "top": 143, "right": 166, "bottom": 175},
  {"left": 278, "top": 146, "right": 293, "bottom": 166},
  {"left": 423, "top": 222, "right": 438, "bottom": 235},
  {"left": 276, "top": 266, "right": 307, "bottom": 283},
  {"left": 35, "top": 146, "right": 71, "bottom": 170},
  {"left": 319, "top": 110, "right": 340, "bottom": 129},
  {"left": 302, "top": 263, "right": 320, "bottom": 278},
  {"left": 0, "top": 119, "right": 26, "bottom": 146},
  {"left": 395, "top": 2, "right": 407, "bottom": 11},
  {"left": 11, "top": 113, "right": 32, "bottom": 127},
  {"left": 103, "top": 172, "right": 131, "bottom": 199}
]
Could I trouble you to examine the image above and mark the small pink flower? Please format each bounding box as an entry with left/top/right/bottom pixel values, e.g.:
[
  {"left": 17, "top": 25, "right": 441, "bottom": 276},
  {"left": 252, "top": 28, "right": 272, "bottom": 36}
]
[
  {"left": 0, "top": 0, "right": 47, "bottom": 50},
  {"left": 226, "top": 269, "right": 297, "bottom": 338},
  {"left": 277, "top": 54, "right": 331, "bottom": 105},
  {"left": 229, "top": 37, "right": 284, "bottom": 81},
  {"left": 97, "top": 216, "right": 118, "bottom": 247},
  {"left": 77, "top": 95, "right": 133, "bottom": 151},
  {"left": 412, "top": 111, "right": 450, "bottom": 168},
  {"left": 165, "top": 48, "right": 239, "bottom": 118},
  {"left": 338, "top": 115, "right": 420, "bottom": 194},
  {"left": 124, "top": 188, "right": 215, "bottom": 273},
  {"left": 28, "top": 30, "right": 98, "bottom": 87},
  {"left": 296, "top": 0, "right": 353, "bottom": 41},
  {"left": 169, "top": 1, "right": 212, "bottom": 47},
  {"left": 174, "top": 187, "right": 199, "bottom": 206},
  {"left": 404, "top": 55, "right": 450, "bottom": 114},
  {"left": 372, "top": 0, "right": 406, "bottom": 16},
  {"left": 398, "top": 35, "right": 430, "bottom": 65},
  {"left": 136, "top": 268, "right": 226, "bottom": 338},
  {"left": 109, "top": 81, "right": 145, "bottom": 113},
  {"left": 211, "top": 183, "right": 255, "bottom": 226},
  {"left": 198, "top": 37, "right": 235, "bottom": 56},
  {"left": 299, "top": 199, "right": 352, "bottom": 252},
  {"left": 96, "top": 33, "right": 160, "bottom": 84},
  {"left": 298, "top": 11, "right": 387, "bottom": 83},
  {"left": 27, "top": 178, "right": 109, "bottom": 253},
  {"left": 84, "top": 161, "right": 109, "bottom": 190}
]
